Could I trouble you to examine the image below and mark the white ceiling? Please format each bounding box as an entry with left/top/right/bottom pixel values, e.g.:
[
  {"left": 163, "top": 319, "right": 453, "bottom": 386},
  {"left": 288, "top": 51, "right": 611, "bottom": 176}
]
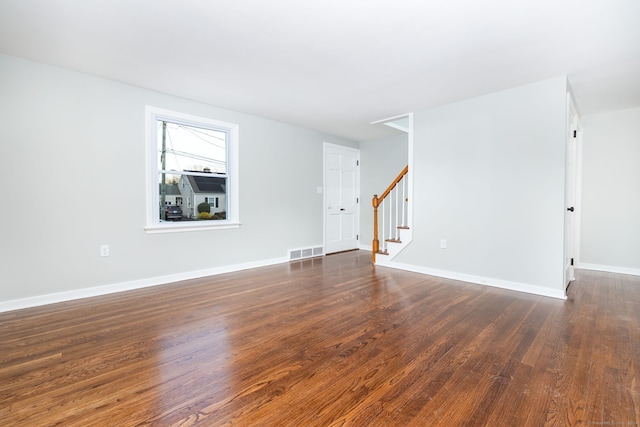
[{"left": 1, "top": 0, "right": 639, "bottom": 141}]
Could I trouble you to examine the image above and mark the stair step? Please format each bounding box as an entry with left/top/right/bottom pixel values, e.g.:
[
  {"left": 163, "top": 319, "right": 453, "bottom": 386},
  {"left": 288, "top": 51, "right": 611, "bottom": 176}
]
[
  {"left": 376, "top": 250, "right": 388, "bottom": 255},
  {"left": 385, "top": 238, "right": 402, "bottom": 243},
  {"left": 397, "top": 226, "right": 410, "bottom": 230}
]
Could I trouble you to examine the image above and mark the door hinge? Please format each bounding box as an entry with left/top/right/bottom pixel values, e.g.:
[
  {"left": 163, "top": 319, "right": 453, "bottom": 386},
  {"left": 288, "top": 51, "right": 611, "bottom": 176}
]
[
  {"left": 357, "top": 234, "right": 359, "bottom": 240},
  {"left": 571, "top": 258, "right": 574, "bottom": 266},
  {"left": 357, "top": 160, "right": 359, "bottom": 166},
  {"left": 356, "top": 197, "right": 359, "bottom": 203},
  {"left": 573, "top": 130, "right": 577, "bottom": 138}
]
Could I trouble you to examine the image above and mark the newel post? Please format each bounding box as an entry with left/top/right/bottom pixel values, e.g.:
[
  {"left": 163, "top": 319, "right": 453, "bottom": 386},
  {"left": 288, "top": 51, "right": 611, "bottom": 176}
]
[{"left": 372, "top": 194, "right": 379, "bottom": 264}]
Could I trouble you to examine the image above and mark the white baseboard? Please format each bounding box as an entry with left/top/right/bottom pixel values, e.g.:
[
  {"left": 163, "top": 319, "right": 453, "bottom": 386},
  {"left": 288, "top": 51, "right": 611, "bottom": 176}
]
[
  {"left": 359, "top": 244, "right": 372, "bottom": 251},
  {"left": 577, "top": 263, "right": 640, "bottom": 277},
  {"left": 378, "top": 261, "right": 567, "bottom": 300},
  {"left": 0, "top": 256, "right": 289, "bottom": 314}
]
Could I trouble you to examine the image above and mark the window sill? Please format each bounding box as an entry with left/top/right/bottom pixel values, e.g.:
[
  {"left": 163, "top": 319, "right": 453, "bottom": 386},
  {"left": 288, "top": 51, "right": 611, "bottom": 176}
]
[{"left": 144, "top": 221, "right": 241, "bottom": 234}]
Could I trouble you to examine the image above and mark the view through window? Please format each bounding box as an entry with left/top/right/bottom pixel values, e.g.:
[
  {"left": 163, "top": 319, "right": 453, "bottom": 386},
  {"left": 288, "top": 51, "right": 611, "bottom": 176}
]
[{"left": 146, "top": 107, "right": 239, "bottom": 231}]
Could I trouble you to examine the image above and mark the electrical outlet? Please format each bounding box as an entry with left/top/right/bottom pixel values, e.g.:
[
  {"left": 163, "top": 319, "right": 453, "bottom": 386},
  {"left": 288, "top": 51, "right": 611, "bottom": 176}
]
[
  {"left": 100, "top": 245, "right": 110, "bottom": 257},
  {"left": 440, "top": 239, "right": 447, "bottom": 249}
]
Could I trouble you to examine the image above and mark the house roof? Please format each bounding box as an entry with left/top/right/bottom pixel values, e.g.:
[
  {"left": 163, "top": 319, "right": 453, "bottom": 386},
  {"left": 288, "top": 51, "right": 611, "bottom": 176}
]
[
  {"left": 186, "top": 176, "right": 225, "bottom": 194},
  {"left": 159, "top": 184, "right": 181, "bottom": 196},
  {"left": 1, "top": 1, "right": 639, "bottom": 140}
]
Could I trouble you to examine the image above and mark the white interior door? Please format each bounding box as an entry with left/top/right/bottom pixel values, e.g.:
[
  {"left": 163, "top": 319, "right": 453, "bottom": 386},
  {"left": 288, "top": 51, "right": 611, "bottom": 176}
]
[
  {"left": 324, "top": 143, "right": 360, "bottom": 254},
  {"left": 564, "top": 96, "right": 579, "bottom": 289}
]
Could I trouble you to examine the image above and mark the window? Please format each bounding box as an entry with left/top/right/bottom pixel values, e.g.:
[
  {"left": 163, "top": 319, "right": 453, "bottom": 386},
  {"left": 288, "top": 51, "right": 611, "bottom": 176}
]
[{"left": 145, "top": 106, "right": 239, "bottom": 232}]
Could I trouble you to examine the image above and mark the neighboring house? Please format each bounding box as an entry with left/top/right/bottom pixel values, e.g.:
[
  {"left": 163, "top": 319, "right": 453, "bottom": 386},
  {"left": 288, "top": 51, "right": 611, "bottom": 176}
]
[
  {"left": 178, "top": 174, "right": 226, "bottom": 218},
  {"left": 159, "top": 183, "right": 183, "bottom": 208}
]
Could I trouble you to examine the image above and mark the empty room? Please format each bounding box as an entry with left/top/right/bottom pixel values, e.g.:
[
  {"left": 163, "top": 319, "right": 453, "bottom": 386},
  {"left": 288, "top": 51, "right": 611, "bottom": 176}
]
[{"left": 1, "top": 0, "right": 639, "bottom": 425}]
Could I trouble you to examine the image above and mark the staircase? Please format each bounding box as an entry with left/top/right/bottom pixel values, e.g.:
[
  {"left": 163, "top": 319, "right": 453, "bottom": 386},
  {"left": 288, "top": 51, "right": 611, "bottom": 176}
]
[{"left": 372, "top": 166, "right": 411, "bottom": 264}]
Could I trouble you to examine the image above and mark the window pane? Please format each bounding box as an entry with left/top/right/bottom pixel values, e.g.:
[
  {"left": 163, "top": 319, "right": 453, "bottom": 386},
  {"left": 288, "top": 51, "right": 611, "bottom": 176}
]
[
  {"left": 158, "top": 174, "right": 184, "bottom": 221},
  {"left": 157, "top": 120, "right": 227, "bottom": 174},
  {"left": 158, "top": 173, "right": 227, "bottom": 221}
]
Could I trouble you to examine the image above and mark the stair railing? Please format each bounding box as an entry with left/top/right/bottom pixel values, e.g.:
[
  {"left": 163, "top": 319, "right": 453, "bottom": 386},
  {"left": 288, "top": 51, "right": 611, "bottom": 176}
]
[{"left": 372, "top": 165, "right": 409, "bottom": 263}]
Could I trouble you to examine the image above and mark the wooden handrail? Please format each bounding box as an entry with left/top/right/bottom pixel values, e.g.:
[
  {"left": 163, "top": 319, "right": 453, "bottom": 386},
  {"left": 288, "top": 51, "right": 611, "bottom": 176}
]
[
  {"left": 372, "top": 165, "right": 408, "bottom": 263},
  {"left": 373, "top": 165, "right": 408, "bottom": 208}
]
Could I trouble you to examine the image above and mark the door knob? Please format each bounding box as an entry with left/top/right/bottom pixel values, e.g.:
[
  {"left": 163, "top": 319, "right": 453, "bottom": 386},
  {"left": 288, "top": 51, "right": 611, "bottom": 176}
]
[{"left": 567, "top": 207, "right": 574, "bottom": 212}]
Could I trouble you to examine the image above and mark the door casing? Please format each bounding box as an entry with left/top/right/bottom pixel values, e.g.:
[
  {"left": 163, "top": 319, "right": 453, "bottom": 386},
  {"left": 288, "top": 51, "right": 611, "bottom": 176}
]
[{"left": 564, "top": 94, "right": 581, "bottom": 291}]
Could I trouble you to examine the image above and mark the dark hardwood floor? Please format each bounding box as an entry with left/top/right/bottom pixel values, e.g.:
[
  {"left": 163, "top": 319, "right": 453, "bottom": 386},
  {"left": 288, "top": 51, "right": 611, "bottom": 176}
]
[{"left": 1, "top": 251, "right": 639, "bottom": 426}]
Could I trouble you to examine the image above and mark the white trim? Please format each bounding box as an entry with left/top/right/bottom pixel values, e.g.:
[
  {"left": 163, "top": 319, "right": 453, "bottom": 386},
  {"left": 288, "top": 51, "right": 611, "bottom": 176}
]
[
  {"left": 359, "top": 244, "right": 373, "bottom": 251},
  {"left": 406, "top": 113, "right": 414, "bottom": 230},
  {"left": 577, "top": 263, "right": 640, "bottom": 277},
  {"left": 144, "top": 221, "right": 241, "bottom": 233},
  {"left": 379, "top": 261, "right": 567, "bottom": 300},
  {"left": 0, "top": 256, "right": 288, "bottom": 314},
  {"left": 370, "top": 113, "right": 411, "bottom": 124},
  {"left": 573, "top": 125, "right": 584, "bottom": 267},
  {"left": 370, "top": 113, "right": 411, "bottom": 133}
]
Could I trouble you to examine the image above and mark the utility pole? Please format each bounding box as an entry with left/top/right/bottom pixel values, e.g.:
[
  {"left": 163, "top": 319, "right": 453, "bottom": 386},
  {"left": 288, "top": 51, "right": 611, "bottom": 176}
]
[{"left": 160, "top": 121, "right": 167, "bottom": 220}]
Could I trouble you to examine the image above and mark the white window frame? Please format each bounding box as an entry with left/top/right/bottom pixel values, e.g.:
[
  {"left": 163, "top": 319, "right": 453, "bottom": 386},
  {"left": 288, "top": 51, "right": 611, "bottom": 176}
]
[{"left": 144, "top": 106, "right": 240, "bottom": 233}]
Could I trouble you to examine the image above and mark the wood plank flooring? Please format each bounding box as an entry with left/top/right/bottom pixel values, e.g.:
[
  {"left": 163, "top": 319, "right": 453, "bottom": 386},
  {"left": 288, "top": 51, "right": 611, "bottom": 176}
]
[{"left": 1, "top": 250, "right": 639, "bottom": 426}]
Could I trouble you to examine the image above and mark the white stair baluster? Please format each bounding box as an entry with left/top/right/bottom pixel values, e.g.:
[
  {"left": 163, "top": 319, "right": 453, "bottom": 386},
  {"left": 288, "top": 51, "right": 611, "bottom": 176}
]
[
  {"left": 402, "top": 176, "right": 406, "bottom": 227},
  {"left": 395, "top": 184, "right": 399, "bottom": 238},
  {"left": 391, "top": 186, "right": 395, "bottom": 240},
  {"left": 381, "top": 199, "right": 386, "bottom": 253},
  {"left": 388, "top": 191, "right": 393, "bottom": 243}
]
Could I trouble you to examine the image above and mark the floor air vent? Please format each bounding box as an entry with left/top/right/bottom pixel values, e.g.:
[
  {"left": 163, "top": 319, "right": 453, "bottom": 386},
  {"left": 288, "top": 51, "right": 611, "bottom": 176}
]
[{"left": 289, "top": 246, "right": 324, "bottom": 261}]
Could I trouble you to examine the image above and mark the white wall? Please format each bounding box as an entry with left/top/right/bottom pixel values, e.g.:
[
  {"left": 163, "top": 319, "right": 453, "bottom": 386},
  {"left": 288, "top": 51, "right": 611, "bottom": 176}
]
[
  {"left": 580, "top": 107, "right": 640, "bottom": 274},
  {"left": 359, "top": 133, "right": 408, "bottom": 247},
  {"left": 0, "top": 54, "right": 357, "bottom": 306},
  {"left": 393, "top": 77, "right": 569, "bottom": 298}
]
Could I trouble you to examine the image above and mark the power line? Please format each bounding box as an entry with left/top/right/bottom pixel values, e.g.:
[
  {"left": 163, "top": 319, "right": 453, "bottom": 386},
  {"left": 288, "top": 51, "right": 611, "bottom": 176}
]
[
  {"left": 164, "top": 148, "right": 226, "bottom": 166},
  {"left": 178, "top": 124, "right": 227, "bottom": 149},
  {"left": 158, "top": 122, "right": 227, "bottom": 171}
]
